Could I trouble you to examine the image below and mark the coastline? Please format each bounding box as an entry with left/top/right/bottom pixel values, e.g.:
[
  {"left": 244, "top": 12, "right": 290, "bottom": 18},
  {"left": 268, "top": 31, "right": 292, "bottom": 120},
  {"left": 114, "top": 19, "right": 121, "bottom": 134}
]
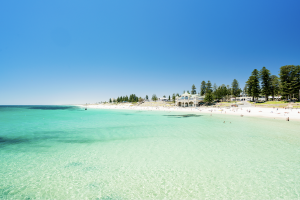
[{"left": 77, "top": 104, "right": 300, "bottom": 122}]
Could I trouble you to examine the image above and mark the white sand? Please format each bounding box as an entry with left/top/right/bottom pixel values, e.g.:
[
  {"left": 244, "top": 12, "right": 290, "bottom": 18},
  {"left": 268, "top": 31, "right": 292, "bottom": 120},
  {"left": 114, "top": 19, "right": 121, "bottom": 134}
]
[{"left": 78, "top": 103, "right": 300, "bottom": 121}]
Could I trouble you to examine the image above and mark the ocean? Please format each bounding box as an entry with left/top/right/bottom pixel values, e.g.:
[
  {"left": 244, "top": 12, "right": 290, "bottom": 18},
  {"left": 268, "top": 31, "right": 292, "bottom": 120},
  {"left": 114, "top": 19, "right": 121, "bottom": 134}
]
[{"left": 0, "top": 105, "right": 300, "bottom": 199}]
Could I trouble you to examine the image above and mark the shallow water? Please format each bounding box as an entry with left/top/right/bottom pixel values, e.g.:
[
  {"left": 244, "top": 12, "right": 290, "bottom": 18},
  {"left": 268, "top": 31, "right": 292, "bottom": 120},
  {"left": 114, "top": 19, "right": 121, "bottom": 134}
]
[{"left": 0, "top": 105, "right": 300, "bottom": 199}]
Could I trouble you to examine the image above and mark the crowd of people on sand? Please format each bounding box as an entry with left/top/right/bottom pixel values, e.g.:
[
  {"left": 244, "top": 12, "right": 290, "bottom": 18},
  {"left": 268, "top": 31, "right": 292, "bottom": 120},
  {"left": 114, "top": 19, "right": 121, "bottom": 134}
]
[{"left": 80, "top": 103, "right": 300, "bottom": 121}]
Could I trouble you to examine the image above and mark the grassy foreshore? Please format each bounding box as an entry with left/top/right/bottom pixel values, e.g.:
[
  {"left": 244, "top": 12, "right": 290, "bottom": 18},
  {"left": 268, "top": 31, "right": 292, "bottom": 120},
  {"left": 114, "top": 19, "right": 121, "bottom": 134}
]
[{"left": 78, "top": 101, "right": 300, "bottom": 121}]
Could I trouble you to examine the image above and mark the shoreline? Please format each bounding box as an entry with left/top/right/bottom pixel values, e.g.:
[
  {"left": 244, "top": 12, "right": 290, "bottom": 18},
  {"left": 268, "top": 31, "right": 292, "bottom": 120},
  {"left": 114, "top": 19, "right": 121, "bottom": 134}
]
[{"left": 77, "top": 104, "right": 300, "bottom": 122}]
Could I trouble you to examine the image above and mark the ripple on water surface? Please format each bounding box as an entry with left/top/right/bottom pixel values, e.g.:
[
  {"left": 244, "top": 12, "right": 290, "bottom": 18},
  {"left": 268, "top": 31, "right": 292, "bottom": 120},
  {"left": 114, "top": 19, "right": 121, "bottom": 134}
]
[{"left": 0, "top": 106, "right": 300, "bottom": 199}]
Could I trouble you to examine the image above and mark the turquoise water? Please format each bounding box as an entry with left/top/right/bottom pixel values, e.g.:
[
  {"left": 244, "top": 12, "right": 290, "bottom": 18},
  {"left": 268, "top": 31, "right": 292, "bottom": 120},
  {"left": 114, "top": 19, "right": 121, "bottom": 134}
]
[{"left": 1, "top": 106, "right": 300, "bottom": 199}]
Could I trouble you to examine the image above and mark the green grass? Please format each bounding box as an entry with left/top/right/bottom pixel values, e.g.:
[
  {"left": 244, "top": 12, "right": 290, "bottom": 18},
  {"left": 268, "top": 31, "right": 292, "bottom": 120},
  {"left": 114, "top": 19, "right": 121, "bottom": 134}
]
[{"left": 257, "top": 101, "right": 288, "bottom": 104}]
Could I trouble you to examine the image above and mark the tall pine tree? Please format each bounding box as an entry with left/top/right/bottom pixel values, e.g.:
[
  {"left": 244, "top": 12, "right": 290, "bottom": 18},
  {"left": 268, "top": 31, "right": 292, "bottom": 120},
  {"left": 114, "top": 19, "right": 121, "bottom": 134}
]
[
  {"left": 206, "top": 81, "right": 212, "bottom": 93},
  {"left": 231, "top": 79, "right": 241, "bottom": 99},
  {"left": 279, "top": 65, "right": 295, "bottom": 100},
  {"left": 260, "top": 67, "right": 271, "bottom": 101},
  {"left": 291, "top": 65, "right": 300, "bottom": 101},
  {"left": 270, "top": 75, "right": 280, "bottom": 101},
  {"left": 246, "top": 69, "right": 260, "bottom": 101},
  {"left": 204, "top": 91, "right": 214, "bottom": 104},
  {"left": 191, "top": 84, "right": 196, "bottom": 94},
  {"left": 200, "top": 81, "right": 206, "bottom": 96}
]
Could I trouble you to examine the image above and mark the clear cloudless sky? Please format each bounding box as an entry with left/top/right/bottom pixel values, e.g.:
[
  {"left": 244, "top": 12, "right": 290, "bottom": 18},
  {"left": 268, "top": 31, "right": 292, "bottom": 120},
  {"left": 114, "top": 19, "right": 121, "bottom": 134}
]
[{"left": 1, "top": 0, "right": 300, "bottom": 105}]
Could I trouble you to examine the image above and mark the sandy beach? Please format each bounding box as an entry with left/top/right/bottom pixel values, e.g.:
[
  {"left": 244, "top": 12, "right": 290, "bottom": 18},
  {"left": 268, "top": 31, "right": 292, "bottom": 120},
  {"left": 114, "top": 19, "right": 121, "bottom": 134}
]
[{"left": 78, "top": 103, "right": 300, "bottom": 122}]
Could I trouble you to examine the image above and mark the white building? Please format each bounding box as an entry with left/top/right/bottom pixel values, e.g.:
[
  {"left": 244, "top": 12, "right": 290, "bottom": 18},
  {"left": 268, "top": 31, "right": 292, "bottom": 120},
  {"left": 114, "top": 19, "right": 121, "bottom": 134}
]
[{"left": 175, "top": 92, "right": 205, "bottom": 107}]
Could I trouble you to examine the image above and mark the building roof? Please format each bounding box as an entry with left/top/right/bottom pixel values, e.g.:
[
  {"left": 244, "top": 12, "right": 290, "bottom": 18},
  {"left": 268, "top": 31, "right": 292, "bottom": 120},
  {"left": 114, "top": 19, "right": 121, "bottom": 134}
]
[{"left": 181, "top": 92, "right": 191, "bottom": 97}]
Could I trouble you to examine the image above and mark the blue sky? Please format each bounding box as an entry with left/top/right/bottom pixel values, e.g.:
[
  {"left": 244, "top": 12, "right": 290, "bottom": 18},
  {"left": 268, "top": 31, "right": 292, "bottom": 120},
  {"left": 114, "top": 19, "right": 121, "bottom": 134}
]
[{"left": 1, "top": 0, "right": 300, "bottom": 104}]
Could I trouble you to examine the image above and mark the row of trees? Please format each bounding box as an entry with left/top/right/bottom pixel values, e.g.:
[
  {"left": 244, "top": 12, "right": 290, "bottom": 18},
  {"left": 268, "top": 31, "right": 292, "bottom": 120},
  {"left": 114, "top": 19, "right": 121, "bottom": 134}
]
[
  {"left": 185, "top": 65, "right": 300, "bottom": 103},
  {"left": 109, "top": 94, "right": 141, "bottom": 103},
  {"left": 176, "top": 80, "right": 241, "bottom": 103},
  {"left": 195, "top": 79, "right": 241, "bottom": 103},
  {"left": 109, "top": 65, "right": 299, "bottom": 104},
  {"left": 246, "top": 65, "right": 300, "bottom": 101},
  {"left": 280, "top": 65, "right": 300, "bottom": 99},
  {"left": 109, "top": 94, "right": 172, "bottom": 103}
]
